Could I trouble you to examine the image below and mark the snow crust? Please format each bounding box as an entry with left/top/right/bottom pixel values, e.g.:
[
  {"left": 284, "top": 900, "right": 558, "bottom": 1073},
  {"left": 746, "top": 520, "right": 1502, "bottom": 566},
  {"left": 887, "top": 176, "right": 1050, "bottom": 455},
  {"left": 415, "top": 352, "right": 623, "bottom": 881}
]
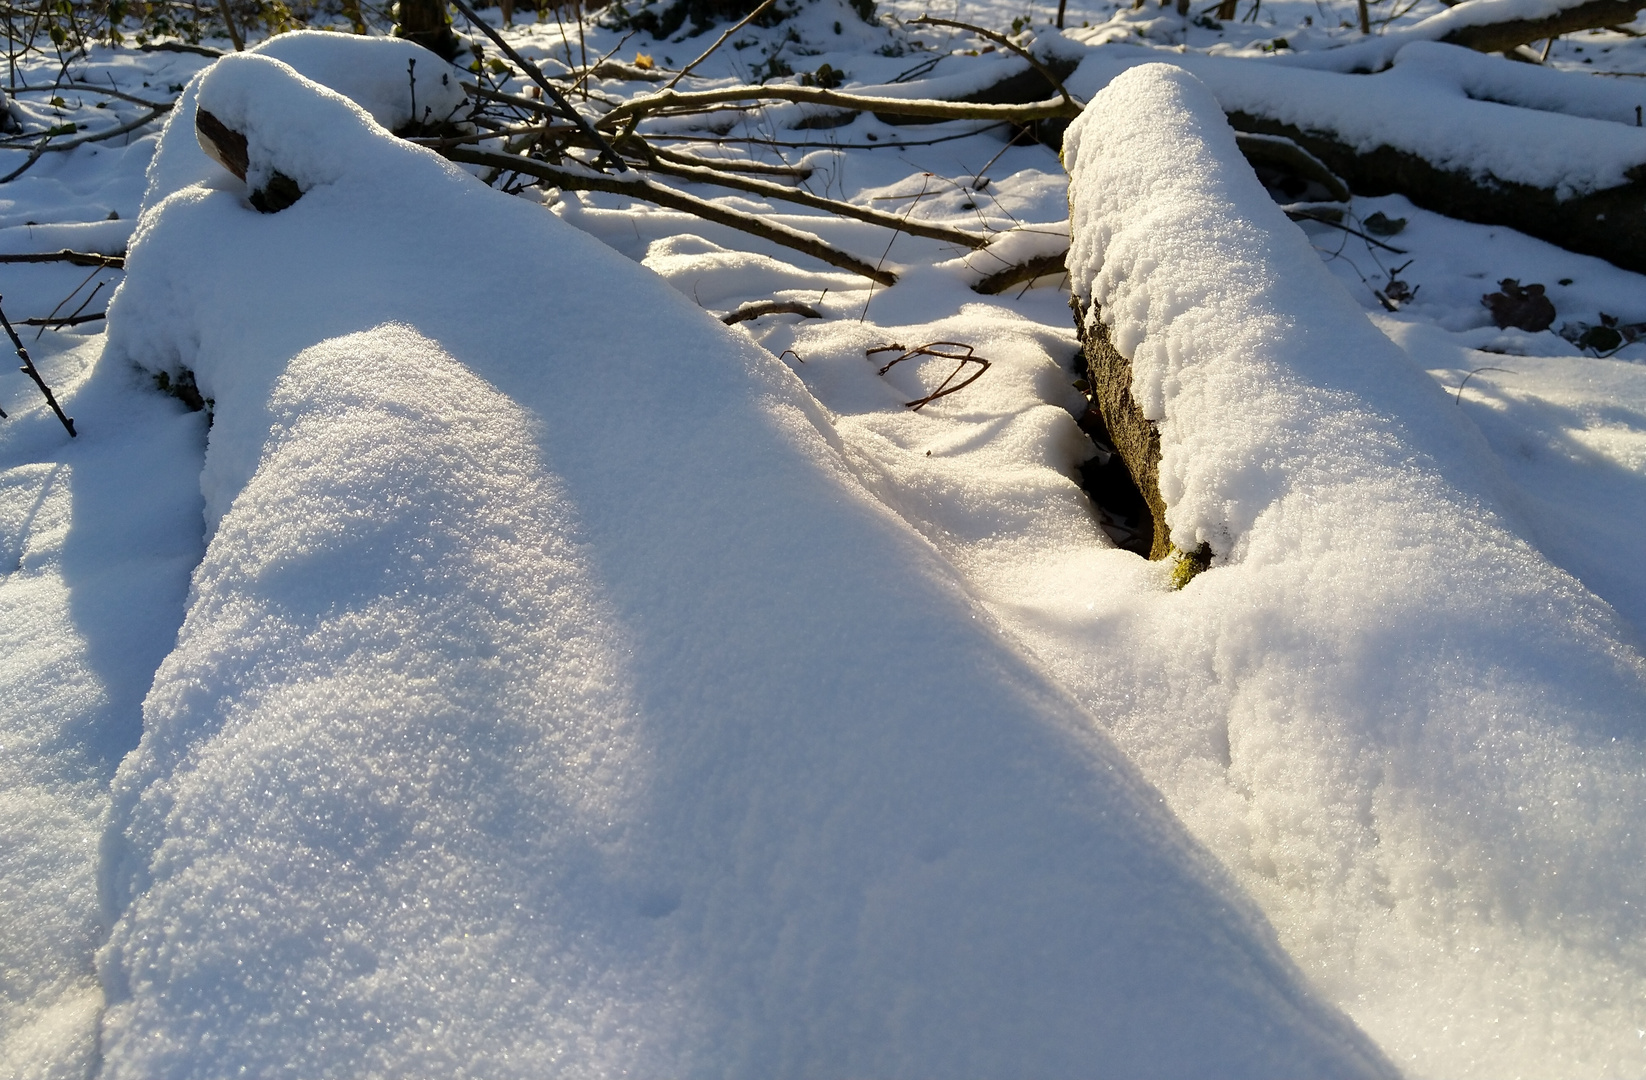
[
  {"left": 1066, "top": 45, "right": 1646, "bottom": 198},
  {"left": 92, "top": 50, "right": 1395, "bottom": 1078},
  {"left": 1060, "top": 62, "right": 1646, "bottom": 1075}
]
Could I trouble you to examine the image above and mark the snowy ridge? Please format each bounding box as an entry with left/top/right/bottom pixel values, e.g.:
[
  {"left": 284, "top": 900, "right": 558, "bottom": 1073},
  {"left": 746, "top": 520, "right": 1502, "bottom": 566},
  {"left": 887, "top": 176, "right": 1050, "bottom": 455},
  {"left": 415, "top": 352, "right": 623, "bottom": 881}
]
[
  {"left": 92, "top": 51, "right": 1395, "bottom": 1078},
  {"left": 1061, "top": 63, "right": 1646, "bottom": 1075}
]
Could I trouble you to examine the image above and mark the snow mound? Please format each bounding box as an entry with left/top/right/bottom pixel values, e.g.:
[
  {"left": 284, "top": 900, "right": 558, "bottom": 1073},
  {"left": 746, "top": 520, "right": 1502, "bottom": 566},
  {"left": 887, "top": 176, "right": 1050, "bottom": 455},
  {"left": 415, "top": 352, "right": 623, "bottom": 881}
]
[
  {"left": 1063, "top": 63, "right": 1646, "bottom": 1076},
  {"left": 142, "top": 32, "right": 465, "bottom": 212},
  {"left": 96, "top": 50, "right": 1394, "bottom": 1079}
]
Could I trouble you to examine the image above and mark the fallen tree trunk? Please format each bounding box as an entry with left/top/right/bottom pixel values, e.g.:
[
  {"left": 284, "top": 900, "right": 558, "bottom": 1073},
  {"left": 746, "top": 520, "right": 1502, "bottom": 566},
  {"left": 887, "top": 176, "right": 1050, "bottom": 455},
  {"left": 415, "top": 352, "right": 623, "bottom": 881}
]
[
  {"left": 1274, "top": 0, "right": 1646, "bottom": 70},
  {"left": 1078, "top": 50, "right": 1646, "bottom": 273},
  {"left": 1227, "top": 109, "right": 1646, "bottom": 274},
  {"left": 1441, "top": 0, "right": 1646, "bottom": 52}
]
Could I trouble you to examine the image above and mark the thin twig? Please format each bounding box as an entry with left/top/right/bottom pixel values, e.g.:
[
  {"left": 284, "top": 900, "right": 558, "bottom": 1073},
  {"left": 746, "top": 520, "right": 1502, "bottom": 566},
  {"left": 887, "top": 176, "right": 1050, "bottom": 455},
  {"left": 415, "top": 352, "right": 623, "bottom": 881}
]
[
  {"left": 447, "top": 0, "right": 627, "bottom": 171},
  {"left": 1286, "top": 208, "right": 1408, "bottom": 254},
  {"left": 665, "top": 0, "right": 777, "bottom": 90},
  {"left": 443, "top": 146, "right": 896, "bottom": 283},
  {"left": 0, "top": 248, "right": 123, "bottom": 268},
  {"left": 650, "top": 142, "right": 811, "bottom": 177},
  {"left": 18, "top": 310, "right": 103, "bottom": 326},
  {"left": 866, "top": 340, "right": 989, "bottom": 409},
  {"left": 0, "top": 294, "right": 74, "bottom": 435},
  {"left": 642, "top": 123, "right": 1009, "bottom": 150},
  {"left": 638, "top": 150, "right": 990, "bottom": 248},
  {"left": 1454, "top": 365, "right": 1514, "bottom": 404},
  {"left": 12, "top": 80, "right": 173, "bottom": 109},
  {"left": 859, "top": 174, "right": 927, "bottom": 322},
  {"left": 572, "top": 29, "right": 638, "bottom": 97}
]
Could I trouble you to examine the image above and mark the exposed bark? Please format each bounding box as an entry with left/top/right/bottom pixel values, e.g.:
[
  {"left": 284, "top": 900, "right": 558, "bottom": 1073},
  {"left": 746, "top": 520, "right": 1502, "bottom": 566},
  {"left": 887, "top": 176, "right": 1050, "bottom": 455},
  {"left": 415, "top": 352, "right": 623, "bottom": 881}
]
[
  {"left": 972, "top": 252, "right": 1066, "bottom": 294},
  {"left": 395, "top": 0, "right": 462, "bottom": 62},
  {"left": 1072, "top": 295, "right": 1170, "bottom": 561},
  {"left": 1226, "top": 109, "right": 1646, "bottom": 274},
  {"left": 1441, "top": 0, "right": 1646, "bottom": 52}
]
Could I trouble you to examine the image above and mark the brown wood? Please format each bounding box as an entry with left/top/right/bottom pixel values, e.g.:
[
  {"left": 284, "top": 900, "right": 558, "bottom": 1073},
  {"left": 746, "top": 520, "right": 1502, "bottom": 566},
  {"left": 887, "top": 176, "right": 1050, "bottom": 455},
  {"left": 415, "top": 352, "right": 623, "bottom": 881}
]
[
  {"left": 1442, "top": 0, "right": 1646, "bottom": 52},
  {"left": 1073, "top": 296, "right": 1171, "bottom": 560}
]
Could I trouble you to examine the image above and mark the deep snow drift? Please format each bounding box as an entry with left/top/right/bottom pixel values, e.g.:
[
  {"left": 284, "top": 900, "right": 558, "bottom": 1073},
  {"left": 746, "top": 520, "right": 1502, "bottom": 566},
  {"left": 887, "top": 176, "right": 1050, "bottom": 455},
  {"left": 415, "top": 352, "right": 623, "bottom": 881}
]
[{"left": 84, "top": 51, "right": 1395, "bottom": 1078}]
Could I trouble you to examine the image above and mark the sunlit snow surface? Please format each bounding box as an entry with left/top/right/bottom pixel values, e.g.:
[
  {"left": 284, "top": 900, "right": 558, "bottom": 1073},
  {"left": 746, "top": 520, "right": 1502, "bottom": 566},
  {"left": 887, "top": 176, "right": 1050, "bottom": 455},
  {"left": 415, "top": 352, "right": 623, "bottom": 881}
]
[
  {"left": 90, "top": 51, "right": 1395, "bottom": 1079},
  {"left": 0, "top": 6, "right": 1643, "bottom": 1080}
]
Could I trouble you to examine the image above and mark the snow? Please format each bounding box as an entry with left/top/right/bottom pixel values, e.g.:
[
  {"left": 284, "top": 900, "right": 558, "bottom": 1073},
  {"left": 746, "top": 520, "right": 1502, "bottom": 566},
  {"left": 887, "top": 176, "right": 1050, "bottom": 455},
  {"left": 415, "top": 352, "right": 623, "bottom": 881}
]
[
  {"left": 1, "top": 3, "right": 1646, "bottom": 1077},
  {"left": 0, "top": 336, "right": 205, "bottom": 1078},
  {"left": 1064, "top": 45, "right": 1646, "bottom": 199},
  {"left": 1391, "top": 40, "right": 1646, "bottom": 125},
  {"left": 1273, "top": 0, "right": 1643, "bottom": 71},
  {"left": 1054, "top": 63, "right": 1646, "bottom": 1076},
  {"left": 85, "top": 49, "right": 1397, "bottom": 1079}
]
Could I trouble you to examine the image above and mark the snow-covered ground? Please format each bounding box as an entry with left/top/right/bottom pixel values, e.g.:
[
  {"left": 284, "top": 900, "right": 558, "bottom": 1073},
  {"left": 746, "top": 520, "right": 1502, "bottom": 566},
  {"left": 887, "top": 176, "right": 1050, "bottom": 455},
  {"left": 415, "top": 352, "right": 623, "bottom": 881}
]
[{"left": 1, "top": 1, "right": 1644, "bottom": 1077}]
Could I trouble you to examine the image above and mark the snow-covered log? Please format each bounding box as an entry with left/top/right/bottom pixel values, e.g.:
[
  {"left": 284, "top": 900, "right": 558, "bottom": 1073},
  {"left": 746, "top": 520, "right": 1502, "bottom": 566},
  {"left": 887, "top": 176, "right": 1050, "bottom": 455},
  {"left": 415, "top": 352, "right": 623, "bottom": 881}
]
[
  {"left": 1273, "top": 0, "right": 1646, "bottom": 71},
  {"left": 93, "top": 49, "right": 1400, "bottom": 1080},
  {"left": 1064, "top": 62, "right": 1646, "bottom": 1065},
  {"left": 1069, "top": 46, "right": 1646, "bottom": 273}
]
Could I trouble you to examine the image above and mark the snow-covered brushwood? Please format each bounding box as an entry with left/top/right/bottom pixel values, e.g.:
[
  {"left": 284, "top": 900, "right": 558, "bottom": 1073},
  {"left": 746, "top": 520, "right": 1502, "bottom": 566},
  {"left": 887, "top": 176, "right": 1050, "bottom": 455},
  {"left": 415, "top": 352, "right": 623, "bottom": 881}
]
[
  {"left": 1067, "top": 46, "right": 1646, "bottom": 273},
  {"left": 96, "top": 51, "right": 1397, "bottom": 1080},
  {"left": 1064, "top": 63, "right": 1646, "bottom": 1071}
]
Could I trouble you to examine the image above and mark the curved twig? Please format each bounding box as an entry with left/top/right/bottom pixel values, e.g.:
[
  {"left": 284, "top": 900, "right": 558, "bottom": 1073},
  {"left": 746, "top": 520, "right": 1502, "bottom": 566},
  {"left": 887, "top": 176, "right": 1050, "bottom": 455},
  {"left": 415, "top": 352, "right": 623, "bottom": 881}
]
[{"left": 1454, "top": 365, "right": 1515, "bottom": 403}]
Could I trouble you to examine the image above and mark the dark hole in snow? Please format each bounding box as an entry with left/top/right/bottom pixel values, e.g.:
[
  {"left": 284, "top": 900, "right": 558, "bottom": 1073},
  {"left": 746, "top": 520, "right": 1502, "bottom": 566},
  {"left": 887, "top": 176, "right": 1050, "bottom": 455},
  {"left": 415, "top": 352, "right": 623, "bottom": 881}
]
[{"left": 152, "top": 367, "right": 210, "bottom": 416}]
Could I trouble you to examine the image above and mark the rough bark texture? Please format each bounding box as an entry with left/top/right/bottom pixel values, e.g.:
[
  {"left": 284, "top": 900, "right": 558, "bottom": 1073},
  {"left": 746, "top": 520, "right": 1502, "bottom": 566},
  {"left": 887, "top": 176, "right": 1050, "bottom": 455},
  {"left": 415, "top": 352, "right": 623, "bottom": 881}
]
[
  {"left": 395, "top": 0, "right": 462, "bottom": 62},
  {"left": 1228, "top": 110, "right": 1646, "bottom": 275},
  {"left": 1441, "top": 0, "right": 1646, "bottom": 53},
  {"left": 1073, "top": 295, "right": 1171, "bottom": 561}
]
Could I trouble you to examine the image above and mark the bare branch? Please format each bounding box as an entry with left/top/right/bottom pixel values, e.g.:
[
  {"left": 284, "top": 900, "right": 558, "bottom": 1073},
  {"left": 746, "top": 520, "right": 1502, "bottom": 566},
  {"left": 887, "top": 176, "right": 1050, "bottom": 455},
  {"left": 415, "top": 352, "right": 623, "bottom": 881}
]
[
  {"left": 442, "top": 146, "right": 897, "bottom": 284},
  {"left": 0, "top": 249, "right": 124, "bottom": 268},
  {"left": 599, "top": 84, "right": 1079, "bottom": 132}
]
